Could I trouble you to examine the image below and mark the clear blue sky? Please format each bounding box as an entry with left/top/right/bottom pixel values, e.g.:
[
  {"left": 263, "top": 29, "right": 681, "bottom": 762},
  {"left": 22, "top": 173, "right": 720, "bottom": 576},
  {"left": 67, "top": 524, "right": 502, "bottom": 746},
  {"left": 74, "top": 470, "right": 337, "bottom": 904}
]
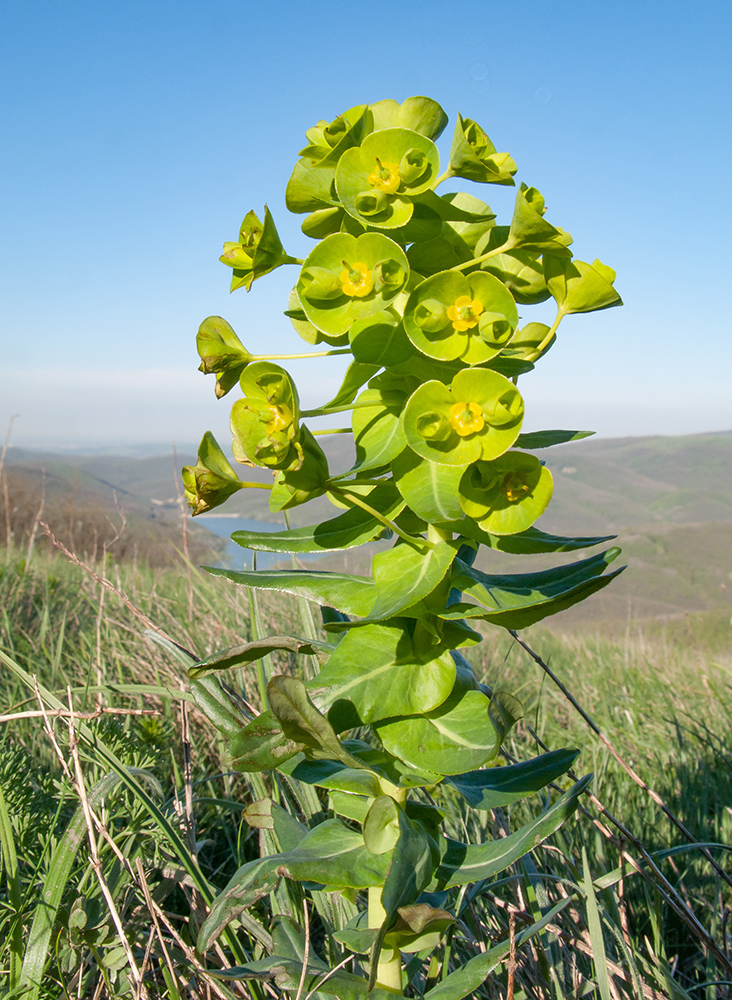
[{"left": 1, "top": 0, "right": 730, "bottom": 450}]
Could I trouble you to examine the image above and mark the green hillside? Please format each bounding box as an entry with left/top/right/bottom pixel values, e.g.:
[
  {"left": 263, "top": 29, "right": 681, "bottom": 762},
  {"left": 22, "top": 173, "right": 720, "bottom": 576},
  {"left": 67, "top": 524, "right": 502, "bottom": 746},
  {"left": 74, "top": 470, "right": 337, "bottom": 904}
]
[{"left": 5, "top": 430, "right": 732, "bottom": 625}]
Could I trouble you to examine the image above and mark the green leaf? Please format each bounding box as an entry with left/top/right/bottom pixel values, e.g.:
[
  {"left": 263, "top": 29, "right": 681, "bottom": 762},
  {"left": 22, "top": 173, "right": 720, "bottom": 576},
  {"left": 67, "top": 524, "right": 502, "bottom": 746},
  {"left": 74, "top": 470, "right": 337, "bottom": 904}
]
[
  {"left": 311, "top": 621, "right": 457, "bottom": 728},
  {"left": 286, "top": 158, "right": 339, "bottom": 214},
  {"left": 444, "top": 548, "right": 624, "bottom": 629},
  {"left": 210, "top": 955, "right": 395, "bottom": 1000},
  {"left": 322, "top": 360, "right": 381, "bottom": 409},
  {"left": 441, "top": 522, "right": 616, "bottom": 554},
  {"left": 231, "top": 484, "right": 404, "bottom": 553},
  {"left": 189, "top": 675, "right": 248, "bottom": 739},
  {"left": 375, "top": 686, "right": 500, "bottom": 776},
  {"left": 430, "top": 775, "right": 592, "bottom": 888},
  {"left": 351, "top": 387, "right": 407, "bottom": 472},
  {"left": 330, "top": 539, "right": 459, "bottom": 629},
  {"left": 268, "top": 675, "right": 364, "bottom": 767},
  {"left": 279, "top": 756, "right": 384, "bottom": 797},
  {"left": 363, "top": 796, "right": 401, "bottom": 854},
  {"left": 227, "top": 709, "right": 305, "bottom": 771},
  {"left": 380, "top": 806, "right": 434, "bottom": 917},
  {"left": 447, "top": 749, "right": 580, "bottom": 809},
  {"left": 198, "top": 820, "right": 393, "bottom": 952},
  {"left": 242, "top": 799, "right": 309, "bottom": 853},
  {"left": 271, "top": 915, "right": 329, "bottom": 969},
  {"left": 515, "top": 429, "right": 594, "bottom": 448},
  {"left": 286, "top": 288, "right": 348, "bottom": 347},
  {"left": 196, "top": 315, "right": 252, "bottom": 397},
  {"left": 500, "top": 321, "right": 556, "bottom": 362},
  {"left": 189, "top": 635, "right": 333, "bottom": 678},
  {"left": 204, "top": 566, "right": 375, "bottom": 617},
  {"left": 392, "top": 449, "right": 465, "bottom": 523},
  {"left": 349, "top": 311, "right": 413, "bottom": 367},
  {"left": 423, "top": 898, "right": 573, "bottom": 1000},
  {"left": 279, "top": 747, "right": 442, "bottom": 793},
  {"left": 582, "top": 846, "right": 613, "bottom": 1000}
]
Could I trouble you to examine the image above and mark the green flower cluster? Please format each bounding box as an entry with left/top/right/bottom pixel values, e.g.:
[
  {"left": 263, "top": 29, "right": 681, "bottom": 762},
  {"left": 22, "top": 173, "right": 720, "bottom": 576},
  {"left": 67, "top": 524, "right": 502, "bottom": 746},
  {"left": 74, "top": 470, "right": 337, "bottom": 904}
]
[{"left": 186, "top": 95, "right": 620, "bottom": 538}]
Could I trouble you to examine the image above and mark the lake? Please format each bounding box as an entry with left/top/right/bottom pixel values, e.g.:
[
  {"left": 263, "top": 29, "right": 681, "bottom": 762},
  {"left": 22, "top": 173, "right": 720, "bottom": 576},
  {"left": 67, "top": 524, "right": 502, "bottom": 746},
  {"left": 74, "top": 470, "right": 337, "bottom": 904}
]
[{"left": 196, "top": 515, "right": 320, "bottom": 570}]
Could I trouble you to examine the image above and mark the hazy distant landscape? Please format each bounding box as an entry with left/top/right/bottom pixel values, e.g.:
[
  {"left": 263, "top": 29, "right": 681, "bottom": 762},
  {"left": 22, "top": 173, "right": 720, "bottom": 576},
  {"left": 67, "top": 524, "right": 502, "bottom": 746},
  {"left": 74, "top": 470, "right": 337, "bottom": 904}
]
[{"left": 5, "top": 429, "right": 731, "bottom": 634}]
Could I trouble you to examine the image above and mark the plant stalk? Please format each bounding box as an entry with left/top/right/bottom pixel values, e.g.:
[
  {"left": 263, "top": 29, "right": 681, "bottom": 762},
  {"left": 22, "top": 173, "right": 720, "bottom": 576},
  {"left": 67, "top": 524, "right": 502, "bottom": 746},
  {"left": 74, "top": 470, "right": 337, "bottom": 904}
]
[{"left": 368, "top": 888, "right": 403, "bottom": 993}]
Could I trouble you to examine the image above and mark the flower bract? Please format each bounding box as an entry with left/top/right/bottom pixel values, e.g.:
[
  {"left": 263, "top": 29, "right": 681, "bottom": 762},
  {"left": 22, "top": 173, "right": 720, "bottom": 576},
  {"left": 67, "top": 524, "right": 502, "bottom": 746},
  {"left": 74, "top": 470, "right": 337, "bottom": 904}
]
[
  {"left": 336, "top": 128, "right": 440, "bottom": 229},
  {"left": 404, "top": 270, "right": 518, "bottom": 364},
  {"left": 297, "top": 233, "right": 409, "bottom": 336},
  {"left": 403, "top": 369, "right": 525, "bottom": 466},
  {"left": 458, "top": 452, "right": 553, "bottom": 534}
]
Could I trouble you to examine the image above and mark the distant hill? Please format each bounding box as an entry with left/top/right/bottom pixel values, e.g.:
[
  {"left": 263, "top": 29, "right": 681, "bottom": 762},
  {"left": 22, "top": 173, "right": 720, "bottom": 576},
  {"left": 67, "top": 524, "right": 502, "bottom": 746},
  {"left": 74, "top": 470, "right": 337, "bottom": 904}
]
[{"left": 5, "top": 430, "right": 732, "bottom": 626}]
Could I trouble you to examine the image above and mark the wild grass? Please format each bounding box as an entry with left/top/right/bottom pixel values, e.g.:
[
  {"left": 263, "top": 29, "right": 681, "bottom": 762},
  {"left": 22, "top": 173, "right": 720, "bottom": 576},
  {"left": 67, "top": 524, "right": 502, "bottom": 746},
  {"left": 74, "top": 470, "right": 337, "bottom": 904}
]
[{"left": 1, "top": 545, "right": 731, "bottom": 998}]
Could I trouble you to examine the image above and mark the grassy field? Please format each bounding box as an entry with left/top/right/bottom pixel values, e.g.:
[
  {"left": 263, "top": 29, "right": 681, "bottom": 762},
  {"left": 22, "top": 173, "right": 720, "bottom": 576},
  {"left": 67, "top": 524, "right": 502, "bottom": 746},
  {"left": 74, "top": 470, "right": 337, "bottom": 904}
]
[{"left": 2, "top": 544, "right": 732, "bottom": 998}]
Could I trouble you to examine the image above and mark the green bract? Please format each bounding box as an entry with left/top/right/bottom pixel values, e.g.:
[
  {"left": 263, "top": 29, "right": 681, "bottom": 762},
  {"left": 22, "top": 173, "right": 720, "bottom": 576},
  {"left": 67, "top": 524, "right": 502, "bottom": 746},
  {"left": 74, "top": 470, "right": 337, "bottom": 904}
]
[
  {"left": 219, "top": 206, "right": 291, "bottom": 292},
  {"left": 449, "top": 113, "right": 517, "bottom": 185},
  {"left": 546, "top": 256, "right": 623, "bottom": 313},
  {"left": 404, "top": 270, "right": 519, "bottom": 363},
  {"left": 403, "top": 369, "right": 525, "bottom": 466},
  {"left": 182, "top": 431, "right": 243, "bottom": 515},
  {"left": 230, "top": 361, "right": 300, "bottom": 469},
  {"left": 481, "top": 247, "right": 551, "bottom": 305},
  {"left": 184, "top": 93, "right": 624, "bottom": 997},
  {"left": 457, "top": 452, "right": 554, "bottom": 535},
  {"left": 196, "top": 315, "right": 252, "bottom": 397},
  {"left": 297, "top": 232, "right": 409, "bottom": 336},
  {"left": 336, "top": 128, "right": 440, "bottom": 229}
]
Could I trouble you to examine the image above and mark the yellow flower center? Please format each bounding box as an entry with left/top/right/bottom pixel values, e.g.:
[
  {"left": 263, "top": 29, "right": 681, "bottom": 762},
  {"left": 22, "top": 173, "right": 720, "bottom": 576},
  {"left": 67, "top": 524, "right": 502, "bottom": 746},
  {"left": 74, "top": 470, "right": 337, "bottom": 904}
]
[
  {"left": 340, "top": 261, "right": 374, "bottom": 298},
  {"left": 448, "top": 401, "right": 485, "bottom": 437},
  {"left": 262, "top": 404, "right": 293, "bottom": 434},
  {"left": 447, "top": 296, "right": 484, "bottom": 332},
  {"left": 367, "top": 158, "right": 401, "bottom": 194},
  {"left": 500, "top": 472, "right": 530, "bottom": 502}
]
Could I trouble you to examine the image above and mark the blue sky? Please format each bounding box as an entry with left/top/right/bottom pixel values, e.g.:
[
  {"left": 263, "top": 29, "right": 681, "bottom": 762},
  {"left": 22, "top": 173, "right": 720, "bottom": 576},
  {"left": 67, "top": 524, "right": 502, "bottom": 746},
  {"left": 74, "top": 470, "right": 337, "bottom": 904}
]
[{"left": 1, "top": 0, "right": 730, "bottom": 451}]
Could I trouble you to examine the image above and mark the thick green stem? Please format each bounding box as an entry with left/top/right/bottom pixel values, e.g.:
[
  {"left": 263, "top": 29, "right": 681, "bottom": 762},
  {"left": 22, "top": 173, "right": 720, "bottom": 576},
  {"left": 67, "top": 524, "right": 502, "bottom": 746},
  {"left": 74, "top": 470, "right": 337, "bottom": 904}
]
[{"left": 368, "top": 888, "right": 403, "bottom": 992}]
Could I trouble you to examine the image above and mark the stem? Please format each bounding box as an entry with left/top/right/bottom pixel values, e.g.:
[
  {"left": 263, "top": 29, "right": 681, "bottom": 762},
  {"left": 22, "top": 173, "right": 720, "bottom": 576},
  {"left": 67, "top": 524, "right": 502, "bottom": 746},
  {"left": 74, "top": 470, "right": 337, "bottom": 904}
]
[
  {"left": 368, "top": 888, "right": 403, "bottom": 992},
  {"left": 249, "top": 348, "right": 351, "bottom": 362},
  {"left": 527, "top": 307, "right": 565, "bottom": 360},
  {"left": 300, "top": 399, "right": 382, "bottom": 418},
  {"left": 310, "top": 428, "right": 353, "bottom": 436},
  {"left": 432, "top": 167, "right": 454, "bottom": 188},
  {"left": 448, "top": 238, "right": 516, "bottom": 273},
  {"left": 329, "top": 486, "right": 432, "bottom": 549},
  {"left": 283, "top": 255, "right": 305, "bottom": 266},
  {"left": 237, "top": 481, "right": 273, "bottom": 490}
]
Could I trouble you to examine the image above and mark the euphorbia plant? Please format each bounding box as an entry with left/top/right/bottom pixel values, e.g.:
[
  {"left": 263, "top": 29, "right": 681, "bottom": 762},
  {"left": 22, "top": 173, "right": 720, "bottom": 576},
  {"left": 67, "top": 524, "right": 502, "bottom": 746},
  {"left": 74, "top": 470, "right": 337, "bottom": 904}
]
[{"left": 183, "top": 95, "right": 623, "bottom": 998}]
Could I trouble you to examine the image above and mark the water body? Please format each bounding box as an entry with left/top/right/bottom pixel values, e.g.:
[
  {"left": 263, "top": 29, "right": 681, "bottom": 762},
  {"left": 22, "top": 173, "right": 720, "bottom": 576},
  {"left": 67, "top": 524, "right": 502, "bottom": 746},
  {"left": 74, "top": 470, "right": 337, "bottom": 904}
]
[{"left": 197, "top": 516, "right": 320, "bottom": 570}]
